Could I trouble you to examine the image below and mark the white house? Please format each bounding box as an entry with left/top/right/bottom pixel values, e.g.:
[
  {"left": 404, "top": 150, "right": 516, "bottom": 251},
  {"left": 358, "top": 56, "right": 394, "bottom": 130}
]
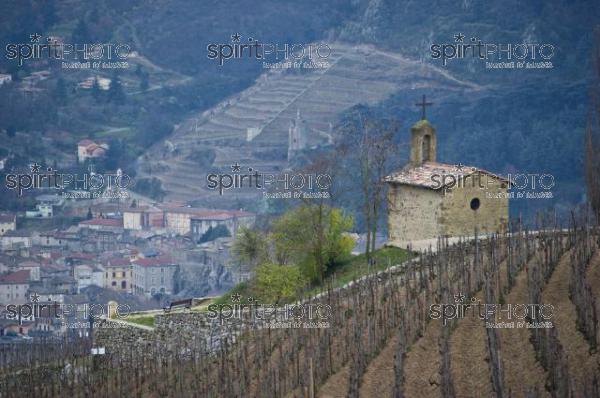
[
  {"left": 0, "top": 270, "right": 30, "bottom": 305},
  {"left": 132, "top": 256, "right": 178, "bottom": 297},
  {"left": 0, "top": 213, "right": 16, "bottom": 236},
  {"left": 26, "top": 195, "right": 63, "bottom": 218},
  {"left": 0, "top": 231, "right": 32, "bottom": 251},
  {"left": 0, "top": 74, "right": 12, "bottom": 86},
  {"left": 190, "top": 210, "right": 255, "bottom": 239},
  {"left": 73, "top": 264, "right": 105, "bottom": 293}
]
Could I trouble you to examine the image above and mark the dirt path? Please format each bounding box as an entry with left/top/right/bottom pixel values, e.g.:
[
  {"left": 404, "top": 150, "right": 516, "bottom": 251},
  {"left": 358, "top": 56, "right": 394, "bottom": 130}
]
[
  {"left": 448, "top": 292, "right": 495, "bottom": 398},
  {"left": 316, "top": 364, "right": 350, "bottom": 398},
  {"left": 542, "top": 249, "right": 600, "bottom": 388},
  {"left": 402, "top": 318, "right": 443, "bottom": 398},
  {"left": 498, "top": 260, "right": 550, "bottom": 397},
  {"left": 357, "top": 333, "right": 400, "bottom": 397}
]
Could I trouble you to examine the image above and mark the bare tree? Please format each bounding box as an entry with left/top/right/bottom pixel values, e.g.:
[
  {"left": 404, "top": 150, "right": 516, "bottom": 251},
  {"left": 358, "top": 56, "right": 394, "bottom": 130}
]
[
  {"left": 586, "top": 27, "right": 600, "bottom": 223},
  {"left": 337, "top": 108, "right": 400, "bottom": 263}
]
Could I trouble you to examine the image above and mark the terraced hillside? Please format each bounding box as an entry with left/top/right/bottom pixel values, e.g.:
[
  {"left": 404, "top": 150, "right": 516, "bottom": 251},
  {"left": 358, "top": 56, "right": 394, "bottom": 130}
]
[
  {"left": 4, "top": 227, "right": 600, "bottom": 397},
  {"left": 314, "top": 232, "right": 600, "bottom": 397},
  {"left": 137, "top": 42, "right": 481, "bottom": 204}
]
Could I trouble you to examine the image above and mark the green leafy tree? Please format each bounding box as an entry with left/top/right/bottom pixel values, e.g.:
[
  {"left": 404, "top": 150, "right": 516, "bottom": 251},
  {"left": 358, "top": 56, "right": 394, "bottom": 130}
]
[
  {"left": 41, "top": 1, "right": 57, "bottom": 26},
  {"left": 55, "top": 77, "right": 68, "bottom": 104},
  {"left": 91, "top": 77, "right": 102, "bottom": 102},
  {"left": 137, "top": 110, "right": 172, "bottom": 147},
  {"left": 272, "top": 204, "right": 354, "bottom": 283},
  {"left": 133, "top": 177, "right": 166, "bottom": 201},
  {"left": 108, "top": 73, "right": 126, "bottom": 104},
  {"left": 256, "top": 263, "right": 307, "bottom": 303},
  {"left": 90, "top": 7, "right": 100, "bottom": 22},
  {"left": 232, "top": 227, "right": 269, "bottom": 268},
  {"left": 199, "top": 224, "right": 231, "bottom": 243},
  {"left": 72, "top": 18, "right": 90, "bottom": 44},
  {"left": 103, "top": 138, "right": 128, "bottom": 171}
]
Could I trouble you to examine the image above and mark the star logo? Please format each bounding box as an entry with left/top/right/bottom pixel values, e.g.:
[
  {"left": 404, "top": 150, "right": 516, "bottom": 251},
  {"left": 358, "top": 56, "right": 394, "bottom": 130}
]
[
  {"left": 30, "top": 163, "right": 41, "bottom": 173},
  {"left": 231, "top": 163, "right": 241, "bottom": 172},
  {"left": 231, "top": 293, "right": 241, "bottom": 302},
  {"left": 30, "top": 292, "right": 39, "bottom": 302},
  {"left": 30, "top": 33, "right": 42, "bottom": 43},
  {"left": 454, "top": 293, "right": 465, "bottom": 303},
  {"left": 231, "top": 33, "right": 241, "bottom": 42},
  {"left": 454, "top": 33, "right": 465, "bottom": 43},
  {"left": 454, "top": 163, "right": 464, "bottom": 171}
]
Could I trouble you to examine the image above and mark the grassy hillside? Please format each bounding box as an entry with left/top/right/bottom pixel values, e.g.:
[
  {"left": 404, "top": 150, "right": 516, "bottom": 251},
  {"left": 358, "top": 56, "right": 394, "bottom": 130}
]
[{"left": 214, "top": 246, "right": 412, "bottom": 306}]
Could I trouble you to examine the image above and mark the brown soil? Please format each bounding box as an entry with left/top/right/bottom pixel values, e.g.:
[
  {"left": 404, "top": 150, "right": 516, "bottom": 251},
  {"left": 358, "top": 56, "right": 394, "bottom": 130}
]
[
  {"left": 541, "top": 249, "right": 600, "bottom": 389},
  {"left": 497, "top": 260, "right": 550, "bottom": 398},
  {"left": 448, "top": 292, "right": 495, "bottom": 398},
  {"left": 402, "top": 318, "right": 443, "bottom": 398},
  {"left": 316, "top": 364, "right": 350, "bottom": 398},
  {"left": 357, "top": 333, "right": 400, "bottom": 397}
]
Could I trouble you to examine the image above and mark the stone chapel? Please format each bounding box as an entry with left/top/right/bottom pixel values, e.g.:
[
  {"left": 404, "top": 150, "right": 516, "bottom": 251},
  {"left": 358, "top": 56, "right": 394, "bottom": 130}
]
[{"left": 384, "top": 116, "right": 509, "bottom": 248}]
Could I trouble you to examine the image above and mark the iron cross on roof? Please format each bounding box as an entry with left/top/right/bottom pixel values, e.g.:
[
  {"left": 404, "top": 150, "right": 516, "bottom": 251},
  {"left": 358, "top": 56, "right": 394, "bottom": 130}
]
[{"left": 415, "top": 95, "right": 433, "bottom": 120}]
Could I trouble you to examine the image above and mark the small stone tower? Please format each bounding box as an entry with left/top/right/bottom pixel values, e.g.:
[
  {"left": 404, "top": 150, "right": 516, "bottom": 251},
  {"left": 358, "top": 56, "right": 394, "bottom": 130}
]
[
  {"left": 410, "top": 119, "right": 436, "bottom": 165},
  {"left": 288, "top": 109, "right": 307, "bottom": 161}
]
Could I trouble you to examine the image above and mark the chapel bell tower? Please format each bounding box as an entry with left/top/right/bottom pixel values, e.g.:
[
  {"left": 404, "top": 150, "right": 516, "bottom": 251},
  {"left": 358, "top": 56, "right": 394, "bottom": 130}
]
[
  {"left": 410, "top": 95, "right": 436, "bottom": 165},
  {"left": 410, "top": 120, "right": 436, "bottom": 165}
]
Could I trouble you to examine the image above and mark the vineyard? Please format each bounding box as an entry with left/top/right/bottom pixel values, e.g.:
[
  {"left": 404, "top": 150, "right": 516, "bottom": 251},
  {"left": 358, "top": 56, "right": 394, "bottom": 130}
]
[{"left": 1, "top": 216, "right": 599, "bottom": 398}]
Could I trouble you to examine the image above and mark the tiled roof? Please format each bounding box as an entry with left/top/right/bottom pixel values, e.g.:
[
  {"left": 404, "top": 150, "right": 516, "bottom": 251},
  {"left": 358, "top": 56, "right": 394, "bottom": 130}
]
[
  {"left": 68, "top": 252, "right": 96, "bottom": 260},
  {"left": 79, "top": 218, "right": 124, "bottom": 227},
  {"left": 78, "top": 139, "right": 95, "bottom": 146},
  {"left": 190, "top": 210, "right": 254, "bottom": 220},
  {"left": 190, "top": 212, "right": 236, "bottom": 221},
  {"left": 0, "top": 213, "right": 16, "bottom": 223},
  {"left": 18, "top": 261, "right": 39, "bottom": 267},
  {"left": 123, "top": 205, "right": 162, "bottom": 213},
  {"left": 104, "top": 257, "right": 132, "bottom": 267},
  {"left": 43, "top": 263, "right": 69, "bottom": 272},
  {"left": 133, "top": 256, "right": 176, "bottom": 267},
  {"left": 129, "top": 204, "right": 254, "bottom": 220},
  {"left": 0, "top": 319, "right": 19, "bottom": 327},
  {"left": 0, "top": 270, "right": 30, "bottom": 284},
  {"left": 384, "top": 161, "right": 508, "bottom": 190},
  {"left": 2, "top": 230, "right": 30, "bottom": 237}
]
